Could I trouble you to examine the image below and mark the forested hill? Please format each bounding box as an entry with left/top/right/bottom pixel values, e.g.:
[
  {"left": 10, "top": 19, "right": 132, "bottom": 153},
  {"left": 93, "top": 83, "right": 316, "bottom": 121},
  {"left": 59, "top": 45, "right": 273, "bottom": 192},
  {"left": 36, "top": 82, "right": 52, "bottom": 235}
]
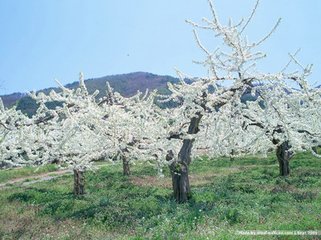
[
  {"left": 0, "top": 72, "right": 179, "bottom": 116},
  {"left": 0, "top": 92, "right": 27, "bottom": 108},
  {"left": 1, "top": 71, "right": 263, "bottom": 117}
]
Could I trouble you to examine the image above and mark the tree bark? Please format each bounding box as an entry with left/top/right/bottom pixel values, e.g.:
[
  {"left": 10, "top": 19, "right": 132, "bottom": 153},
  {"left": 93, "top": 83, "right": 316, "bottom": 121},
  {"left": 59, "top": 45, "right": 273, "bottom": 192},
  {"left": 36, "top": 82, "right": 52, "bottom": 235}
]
[
  {"left": 312, "top": 146, "right": 318, "bottom": 154},
  {"left": 230, "top": 149, "right": 235, "bottom": 161},
  {"left": 73, "top": 169, "right": 85, "bottom": 195},
  {"left": 276, "top": 141, "right": 293, "bottom": 177},
  {"left": 169, "top": 161, "right": 190, "bottom": 203},
  {"left": 168, "top": 112, "right": 203, "bottom": 203},
  {"left": 122, "top": 155, "right": 130, "bottom": 176}
]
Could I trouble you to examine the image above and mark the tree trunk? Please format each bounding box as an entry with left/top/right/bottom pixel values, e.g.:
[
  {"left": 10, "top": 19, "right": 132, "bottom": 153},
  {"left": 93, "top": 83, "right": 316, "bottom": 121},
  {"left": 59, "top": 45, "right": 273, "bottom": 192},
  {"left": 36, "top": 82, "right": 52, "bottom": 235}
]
[
  {"left": 276, "top": 141, "right": 293, "bottom": 177},
  {"left": 312, "top": 146, "right": 318, "bottom": 154},
  {"left": 169, "top": 161, "right": 190, "bottom": 203},
  {"left": 230, "top": 149, "right": 235, "bottom": 161},
  {"left": 73, "top": 169, "right": 85, "bottom": 195},
  {"left": 122, "top": 155, "right": 130, "bottom": 176},
  {"left": 168, "top": 112, "right": 203, "bottom": 203}
]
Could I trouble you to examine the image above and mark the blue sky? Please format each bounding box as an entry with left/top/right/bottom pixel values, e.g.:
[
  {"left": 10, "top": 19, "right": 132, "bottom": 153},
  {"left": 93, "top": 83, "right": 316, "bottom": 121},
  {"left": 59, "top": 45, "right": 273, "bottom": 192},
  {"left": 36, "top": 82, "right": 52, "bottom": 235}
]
[{"left": 0, "top": 0, "right": 320, "bottom": 94}]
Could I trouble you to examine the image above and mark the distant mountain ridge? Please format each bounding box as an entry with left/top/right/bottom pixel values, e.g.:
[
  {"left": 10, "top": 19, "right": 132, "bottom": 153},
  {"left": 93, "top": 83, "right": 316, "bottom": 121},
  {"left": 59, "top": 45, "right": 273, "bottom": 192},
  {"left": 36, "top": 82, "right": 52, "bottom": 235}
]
[
  {"left": 0, "top": 92, "right": 27, "bottom": 108},
  {"left": 0, "top": 72, "right": 179, "bottom": 116},
  {"left": 1, "top": 72, "right": 280, "bottom": 116}
]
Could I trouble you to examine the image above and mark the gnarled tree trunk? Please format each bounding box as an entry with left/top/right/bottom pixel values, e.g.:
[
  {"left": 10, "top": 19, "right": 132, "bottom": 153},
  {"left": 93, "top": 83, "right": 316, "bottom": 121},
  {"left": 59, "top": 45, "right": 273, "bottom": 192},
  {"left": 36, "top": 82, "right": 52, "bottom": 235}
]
[
  {"left": 169, "top": 160, "right": 190, "bottom": 203},
  {"left": 276, "top": 141, "right": 294, "bottom": 176},
  {"left": 73, "top": 169, "right": 85, "bottom": 195},
  {"left": 312, "top": 146, "right": 319, "bottom": 154},
  {"left": 122, "top": 155, "right": 130, "bottom": 176},
  {"left": 168, "top": 112, "right": 203, "bottom": 203},
  {"left": 230, "top": 149, "right": 235, "bottom": 161}
]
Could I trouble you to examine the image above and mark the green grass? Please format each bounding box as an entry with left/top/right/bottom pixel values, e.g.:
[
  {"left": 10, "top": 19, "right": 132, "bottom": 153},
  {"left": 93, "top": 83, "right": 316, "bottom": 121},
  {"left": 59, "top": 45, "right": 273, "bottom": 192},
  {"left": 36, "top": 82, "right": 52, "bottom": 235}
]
[{"left": 0, "top": 152, "right": 321, "bottom": 239}]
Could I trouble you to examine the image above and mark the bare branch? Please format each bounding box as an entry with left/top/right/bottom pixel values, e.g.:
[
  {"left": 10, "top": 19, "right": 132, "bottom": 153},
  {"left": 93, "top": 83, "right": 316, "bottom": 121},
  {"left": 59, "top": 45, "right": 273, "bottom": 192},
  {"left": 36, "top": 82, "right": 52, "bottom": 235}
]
[
  {"left": 240, "top": 0, "right": 260, "bottom": 34},
  {"left": 254, "top": 18, "right": 282, "bottom": 47}
]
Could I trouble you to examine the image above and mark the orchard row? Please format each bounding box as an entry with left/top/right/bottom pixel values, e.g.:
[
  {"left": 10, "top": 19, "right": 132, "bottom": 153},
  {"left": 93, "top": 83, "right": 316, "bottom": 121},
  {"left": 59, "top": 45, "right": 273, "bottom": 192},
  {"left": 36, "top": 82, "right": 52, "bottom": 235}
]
[{"left": 1, "top": 0, "right": 320, "bottom": 202}]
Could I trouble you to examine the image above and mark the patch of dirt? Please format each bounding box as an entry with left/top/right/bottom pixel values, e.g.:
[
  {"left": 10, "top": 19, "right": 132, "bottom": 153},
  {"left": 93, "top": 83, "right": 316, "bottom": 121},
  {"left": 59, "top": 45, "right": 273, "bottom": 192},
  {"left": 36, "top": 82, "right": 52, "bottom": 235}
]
[
  {"left": 130, "top": 175, "right": 172, "bottom": 188},
  {"left": 0, "top": 170, "right": 72, "bottom": 190},
  {"left": 130, "top": 168, "right": 242, "bottom": 188}
]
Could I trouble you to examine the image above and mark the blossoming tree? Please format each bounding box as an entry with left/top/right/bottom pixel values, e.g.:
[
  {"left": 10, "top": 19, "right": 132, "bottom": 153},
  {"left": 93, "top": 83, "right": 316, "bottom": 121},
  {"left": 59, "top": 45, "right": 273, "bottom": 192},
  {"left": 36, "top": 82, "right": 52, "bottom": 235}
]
[
  {"left": 197, "top": 83, "right": 317, "bottom": 177},
  {"left": 30, "top": 73, "right": 168, "bottom": 194},
  {"left": 160, "top": 0, "right": 313, "bottom": 202}
]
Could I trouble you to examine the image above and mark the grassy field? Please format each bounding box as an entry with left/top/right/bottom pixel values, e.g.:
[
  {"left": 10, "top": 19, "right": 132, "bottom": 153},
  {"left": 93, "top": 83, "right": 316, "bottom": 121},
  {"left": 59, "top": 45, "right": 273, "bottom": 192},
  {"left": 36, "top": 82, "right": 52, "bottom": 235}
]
[{"left": 0, "top": 152, "right": 320, "bottom": 239}]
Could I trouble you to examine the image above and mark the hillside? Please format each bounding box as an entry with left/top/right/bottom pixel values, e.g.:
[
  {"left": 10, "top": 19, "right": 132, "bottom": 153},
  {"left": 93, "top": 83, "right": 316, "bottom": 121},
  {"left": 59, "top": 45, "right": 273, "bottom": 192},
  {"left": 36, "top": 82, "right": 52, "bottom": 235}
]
[
  {"left": 0, "top": 72, "right": 178, "bottom": 116},
  {"left": 0, "top": 72, "right": 267, "bottom": 117},
  {"left": 0, "top": 92, "right": 27, "bottom": 108}
]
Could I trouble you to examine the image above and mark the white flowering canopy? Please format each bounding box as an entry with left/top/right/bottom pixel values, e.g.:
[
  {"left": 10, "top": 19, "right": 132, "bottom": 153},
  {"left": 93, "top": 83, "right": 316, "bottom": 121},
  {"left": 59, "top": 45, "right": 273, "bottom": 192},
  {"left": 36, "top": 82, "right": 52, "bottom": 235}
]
[
  {"left": 25, "top": 73, "right": 170, "bottom": 171},
  {"left": 157, "top": 0, "right": 316, "bottom": 162},
  {"left": 1, "top": 0, "right": 320, "bottom": 174}
]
